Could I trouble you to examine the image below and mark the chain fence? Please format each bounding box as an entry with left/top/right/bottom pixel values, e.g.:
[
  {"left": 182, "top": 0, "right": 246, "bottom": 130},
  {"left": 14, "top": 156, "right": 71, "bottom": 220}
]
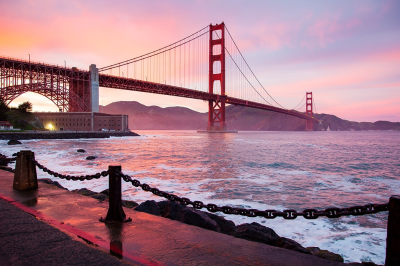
[
  {"left": 118, "top": 171, "right": 389, "bottom": 219},
  {"left": 30, "top": 158, "right": 109, "bottom": 181},
  {"left": 12, "top": 155, "right": 390, "bottom": 220}
]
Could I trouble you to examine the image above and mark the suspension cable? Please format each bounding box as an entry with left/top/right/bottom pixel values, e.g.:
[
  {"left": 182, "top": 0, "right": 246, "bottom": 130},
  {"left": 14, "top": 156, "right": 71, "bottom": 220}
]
[
  {"left": 291, "top": 93, "right": 306, "bottom": 111},
  {"left": 224, "top": 46, "right": 272, "bottom": 105},
  {"left": 224, "top": 25, "right": 287, "bottom": 109},
  {"left": 99, "top": 25, "right": 209, "bottom": 71}
]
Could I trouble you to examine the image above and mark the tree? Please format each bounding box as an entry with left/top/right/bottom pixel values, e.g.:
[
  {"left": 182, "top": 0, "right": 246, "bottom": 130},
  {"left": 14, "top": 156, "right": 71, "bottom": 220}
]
[
  {"left": 18, "top": 101, "right": 33, "bottom": 112},
  {"left": 0, "top": 96, "right": 8, "bottom": 109},
  {"left": 0, "top": 97, "right": 9, "bottom": 120}
]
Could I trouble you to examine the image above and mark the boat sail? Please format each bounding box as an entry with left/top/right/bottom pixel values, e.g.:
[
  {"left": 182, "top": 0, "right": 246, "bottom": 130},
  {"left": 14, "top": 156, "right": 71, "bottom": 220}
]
[{"left": 327, "top": 126, "right": 331, "bottom": 131}]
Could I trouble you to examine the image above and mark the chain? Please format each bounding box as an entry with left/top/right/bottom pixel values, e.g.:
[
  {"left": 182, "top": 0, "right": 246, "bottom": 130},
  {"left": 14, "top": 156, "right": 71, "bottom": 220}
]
[
  {"left": 29, "top": 157, "right": 109, "bottom": 181},
  {"left": 119, "top": 172, "right": 389, "bottom": 219}
]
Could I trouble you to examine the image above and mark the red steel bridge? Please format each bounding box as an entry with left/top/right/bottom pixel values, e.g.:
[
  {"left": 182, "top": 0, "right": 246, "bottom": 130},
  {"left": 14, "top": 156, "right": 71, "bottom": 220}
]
[{"left": 0, "top": 22, "right": 318, "bottom": 131}]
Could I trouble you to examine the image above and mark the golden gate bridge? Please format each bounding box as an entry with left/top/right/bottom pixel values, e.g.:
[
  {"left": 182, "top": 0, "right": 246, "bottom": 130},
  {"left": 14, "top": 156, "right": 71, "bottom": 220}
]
[{"left": 0, "top": 22, "right": 318, "bottom": 131}]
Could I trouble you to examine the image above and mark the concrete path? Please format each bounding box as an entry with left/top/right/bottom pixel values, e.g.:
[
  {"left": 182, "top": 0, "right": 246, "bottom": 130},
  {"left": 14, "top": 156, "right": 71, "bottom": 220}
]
[
  {"left": 0, "top": 198, "right": 129, "bottom": 266},
  {"left": 0, "top": 170, "right": 345, "bottom": 265}
]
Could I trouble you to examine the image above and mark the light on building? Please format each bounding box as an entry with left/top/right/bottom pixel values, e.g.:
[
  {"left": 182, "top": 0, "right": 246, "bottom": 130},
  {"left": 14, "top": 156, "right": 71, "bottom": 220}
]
[{"left": 48, "top": 123, "right": 53, "bottom": 130}]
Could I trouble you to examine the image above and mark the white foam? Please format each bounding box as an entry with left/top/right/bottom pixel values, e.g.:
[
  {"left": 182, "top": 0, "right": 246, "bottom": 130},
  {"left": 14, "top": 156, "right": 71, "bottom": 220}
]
[{"left": 2, "top": 131, "right": 397, "bottom": 265}]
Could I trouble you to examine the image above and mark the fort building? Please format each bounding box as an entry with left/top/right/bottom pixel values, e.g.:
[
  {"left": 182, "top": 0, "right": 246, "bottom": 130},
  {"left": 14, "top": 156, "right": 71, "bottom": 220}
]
[{"left": 35, "top": 112, "right": 129, "bottom": 132}]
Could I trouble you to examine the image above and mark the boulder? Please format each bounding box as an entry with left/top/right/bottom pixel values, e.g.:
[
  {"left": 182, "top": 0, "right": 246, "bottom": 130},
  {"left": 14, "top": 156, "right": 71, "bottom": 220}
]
[
  {"left": 86, "top": 155, "right": 97, "bottom": 160},
  {"left": 159, "top": 201, "right": 220, "bottom": 232},
  {"left": 135, "top": 200, "right": 161, "bottom": 215},
  {"left": 100, "top": 189, "right": 109, "bottom": 196},
  {"left": 8, "top": 138, "right": 21, "bottom": 145},
  {"left": 348, "top": 263, "right": 381, "bottom": 266},
  {"left": 307, "top": 247, "right": 344, "bottom": 263},
  {"left": 73, "top": 188, "right": 98, "bottom": 196},
  {"left": 91, "top": 193, "right": 108, "bottom": 201},
  {"left": 122, "top": 200, "right": 138, "bottom": 208},
  {"left": 38, "top": 178, "right": 67, "bottom": 190},
  {"left": 0, "top": 166, "right": 14, "bottom": 173},
  {"left": 204, "top": 212, "right": 236, "bottom": 235},
  {"left": 277, "top": 237, "right": 311, "bottom": 254},
  {"left": 0, "top": 156, "right": 8, "bottom": 166},
  {"left": 77, "top": 149, "right": 86, "bottom": 153},
  {"left": 233, "top": 222, "right": 280, "bottom": 246}
]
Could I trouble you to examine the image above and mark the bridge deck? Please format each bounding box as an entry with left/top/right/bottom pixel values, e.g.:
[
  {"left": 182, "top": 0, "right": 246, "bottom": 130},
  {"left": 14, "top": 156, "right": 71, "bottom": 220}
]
[{"left": 99, "top": 74, "right": 316, "bottom": 121}]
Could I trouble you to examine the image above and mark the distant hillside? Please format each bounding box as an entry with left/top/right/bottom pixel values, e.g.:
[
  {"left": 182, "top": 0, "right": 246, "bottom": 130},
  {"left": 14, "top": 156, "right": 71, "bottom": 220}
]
[
  {"left": 102, "top": 101, "right": 206, "bottom": 130},
  {"left": 101, "top": 101, "right": 400, "bottom": 131}
]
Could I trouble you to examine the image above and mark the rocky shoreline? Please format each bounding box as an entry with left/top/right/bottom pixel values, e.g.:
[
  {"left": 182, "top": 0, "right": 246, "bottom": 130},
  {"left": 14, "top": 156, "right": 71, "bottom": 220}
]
[
  {"left": 34, "top": 179, "right": 381, "bottom": 265},
  {"left": 0, "top": 131, "right": 139, "bottom": 141}
]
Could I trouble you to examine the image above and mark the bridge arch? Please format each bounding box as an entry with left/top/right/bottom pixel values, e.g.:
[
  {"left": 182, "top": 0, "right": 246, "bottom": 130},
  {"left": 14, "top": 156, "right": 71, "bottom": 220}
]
[{"left": 1, "top": 83, "right": 70, "bottom": 112}]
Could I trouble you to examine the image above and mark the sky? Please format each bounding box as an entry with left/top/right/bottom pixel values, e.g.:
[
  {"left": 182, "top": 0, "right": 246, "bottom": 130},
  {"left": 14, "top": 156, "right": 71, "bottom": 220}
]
[{"left": 0, "top": 0, "right": 399, "bottom": 122}]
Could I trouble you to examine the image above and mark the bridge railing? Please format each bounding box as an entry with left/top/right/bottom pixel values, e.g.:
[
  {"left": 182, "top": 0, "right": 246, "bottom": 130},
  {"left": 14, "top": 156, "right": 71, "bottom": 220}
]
[
  {"left": 0, "top": 55, "right": 86, "bottom": 72},
  {"left": 4, "top": 150, "right": 399, "bottom": 265}
]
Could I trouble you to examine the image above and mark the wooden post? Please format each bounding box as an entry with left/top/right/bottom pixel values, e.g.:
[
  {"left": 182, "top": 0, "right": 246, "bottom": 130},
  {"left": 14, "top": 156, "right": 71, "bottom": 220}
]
[
  {"left": 100, "top": 166, "right": 131, "bottom": 223},
  {"left": 13, "top": 150, "right": 38, "bottom": 190},
  {"left": 386, "top": 195, "right": 400, "bottom": 266}
]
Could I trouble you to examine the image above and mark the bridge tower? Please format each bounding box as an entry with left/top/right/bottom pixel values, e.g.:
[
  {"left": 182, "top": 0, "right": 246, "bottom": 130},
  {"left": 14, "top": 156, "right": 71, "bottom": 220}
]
[
  {"left": 305, "top": 92, "right": 313, "bottom": 131},
  {"left": 68, "top": 64, "right": 99, "bottom": 112},
  {"left": 207, "top": 22, "right": 227, "bottom": 132}
]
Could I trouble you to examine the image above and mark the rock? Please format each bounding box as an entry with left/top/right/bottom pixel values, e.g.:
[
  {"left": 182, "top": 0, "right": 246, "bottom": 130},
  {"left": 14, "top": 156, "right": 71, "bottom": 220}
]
[
  {"left": 100, "top": 189, "right": 109, "bottom": 196},
  {"left": 7, "top": 138, "right": 21, "bottom": 145},
  {"left": 157, "top": 201, "right": 220, "bottom": 232},
  {"left": 307, "top": 247, "right": 344, "bottom": 263},
  {"left": 0, "top": 156, "right": 8, "bottom": 166},
  {"left": 277, "top": 237, "right": 310, "bottom": 254},
  {"left": 233, "top": 222, "right": 280, "bottom": 246},
  {"left": 0, "top": 166, "right": 14, "bottom": 173},
  {"left": 204, "top": 212, "right": 236, "bottom": 235},
  {"left": 12, "top": 153, "right": 17, "bottom": 157},
  {"left": 122, "top": 200, "right": 138, "bottom": 208},
  {"left": 91, "top": 193, "right": 108, "bottom": 201},
  {"left": 73, "top": 188, "right": 98, "bottom": 196},
  {"left": 77, "top": 149, "right": 86, "bottom": 153},
  {"left": 348, "top": 263, "right": 381, "bottom": 266},
  {"left": 135, "top": 200, "right": 161, "bottom": 215},
  {"left": 86, "top": 155, "right": 97, "bottom": 160},
  {"left": 38, "top": 178, "right": 67, "bottom": 190}
]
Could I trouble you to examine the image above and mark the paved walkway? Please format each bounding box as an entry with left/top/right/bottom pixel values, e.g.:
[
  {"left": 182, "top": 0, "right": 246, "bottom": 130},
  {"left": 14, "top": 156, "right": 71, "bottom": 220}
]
[
  {"left": 0, "top": 170, "right": 345, "bottom": 265},
  {"left": 0, "top": 198, "right": 129, "bottom": 266}
]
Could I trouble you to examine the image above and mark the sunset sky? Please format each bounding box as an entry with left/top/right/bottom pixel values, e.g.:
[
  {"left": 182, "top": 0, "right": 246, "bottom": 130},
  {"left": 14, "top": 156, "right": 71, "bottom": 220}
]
[{"left": 1, "top": 0, "right": 399, "bottom": 122}]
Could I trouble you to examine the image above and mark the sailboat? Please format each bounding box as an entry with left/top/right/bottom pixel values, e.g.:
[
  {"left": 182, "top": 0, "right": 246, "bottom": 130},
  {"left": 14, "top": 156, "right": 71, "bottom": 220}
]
[{"left": 327, "top": 126, "right": 331, "bottom": 131}]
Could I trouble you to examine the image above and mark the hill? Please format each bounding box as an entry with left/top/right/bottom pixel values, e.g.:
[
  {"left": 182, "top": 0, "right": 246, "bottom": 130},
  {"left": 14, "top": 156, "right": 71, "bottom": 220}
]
[{"left": 102, "top": 101, "right": 400, "bottom": 131}]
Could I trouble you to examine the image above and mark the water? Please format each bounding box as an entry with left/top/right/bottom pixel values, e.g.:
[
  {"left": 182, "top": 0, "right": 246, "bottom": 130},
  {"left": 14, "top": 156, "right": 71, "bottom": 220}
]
[{"left": 2, "top": 130, "right": 399, "bottom": 264}]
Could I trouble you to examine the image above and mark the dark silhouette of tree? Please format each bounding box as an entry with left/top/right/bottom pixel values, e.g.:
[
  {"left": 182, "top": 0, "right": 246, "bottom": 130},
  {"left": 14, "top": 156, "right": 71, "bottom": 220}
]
[
  {"left": 18, "top": 101, "right": 33, "bottom": 112},
  {"left": 0, "top": 97, "right": 9, "bottom": 120}
]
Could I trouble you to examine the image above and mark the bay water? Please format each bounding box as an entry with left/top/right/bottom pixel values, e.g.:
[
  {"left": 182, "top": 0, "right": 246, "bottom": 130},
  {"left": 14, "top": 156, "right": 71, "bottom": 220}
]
[{"left": 1, "top": 130, "right": 399, "bottom": 264}]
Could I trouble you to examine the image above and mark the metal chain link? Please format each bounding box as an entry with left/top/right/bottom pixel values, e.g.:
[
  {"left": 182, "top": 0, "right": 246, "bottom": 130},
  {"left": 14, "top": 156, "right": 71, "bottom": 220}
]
[
  {"left": 119, "top": 171, "right": 389, "bottom": 219},
  {"left": 29, "top": 157, "right": 109, "bottom": 181}
]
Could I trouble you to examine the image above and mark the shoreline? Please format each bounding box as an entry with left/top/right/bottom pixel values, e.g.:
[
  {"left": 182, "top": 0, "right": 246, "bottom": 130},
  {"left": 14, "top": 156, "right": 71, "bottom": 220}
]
[
  {"left": 0, "top": 131, "right": 140, "bottom": 140},
  {"left": 0, "top": 169, "right": 347, "bottom": 266}
]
